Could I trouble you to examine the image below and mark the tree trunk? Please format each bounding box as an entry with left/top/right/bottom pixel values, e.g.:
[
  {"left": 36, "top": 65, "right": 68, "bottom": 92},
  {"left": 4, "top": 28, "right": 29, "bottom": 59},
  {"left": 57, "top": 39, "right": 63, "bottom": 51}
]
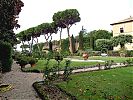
[
  {"left": 90, "top": 35, "right": 94, "bottom": 50},
  {"left": 67, "top": 27, "right": 73, "bottom": 54},
  {"left": 22, "top": 41, "right": 24, "bottom": 53},
  {"left": 34, "top": 38, "right": 42, "bottom": 59},
  {"left": 120, "top": 43, "right": 125, "bottom": 49},
  {"left": 30, "top": 37, "right": 34, "bottom": 53},
  {"left": 59, "top": 28, "right": 62, "bottom": 51}
]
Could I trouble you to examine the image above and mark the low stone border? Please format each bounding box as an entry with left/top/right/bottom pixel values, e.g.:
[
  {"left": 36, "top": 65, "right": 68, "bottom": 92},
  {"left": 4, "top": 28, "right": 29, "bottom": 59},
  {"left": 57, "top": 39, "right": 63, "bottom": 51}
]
[
  {"left": 32, "top": 81, "right": 47, "bottom": 100},
  {"left": 32, "top": 81, "right": 76, "bottom": 100}
]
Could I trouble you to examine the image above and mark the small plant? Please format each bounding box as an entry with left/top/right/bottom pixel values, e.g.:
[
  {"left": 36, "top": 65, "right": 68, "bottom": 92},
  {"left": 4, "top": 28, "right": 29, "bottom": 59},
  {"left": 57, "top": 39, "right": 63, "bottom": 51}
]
[
  {"left": 16, "top": 56, "right": 28, "bottom": 69},
  {"left": 54, "top": 53, "right": 63, "bottom": 75},
  {"left": 28, "top": 57, "right": 38, "bottom": 67},
  {"left": 43, "top": 66, "right": 51, "bottom": 85},
  {"left": 50, "top": 65, "right": 58, "bottom": 81},
  {"left": 63, "top": 60, "right": 73, "bottom": 81},
  {"left": 104, "top": 60, "right": 113, "bottom": 70},
  {"left": 43, "top": 55, "right": 52, "bottom": 85},
  {"left": 126, "top": 59, "right": 133, "bottom": 66}
]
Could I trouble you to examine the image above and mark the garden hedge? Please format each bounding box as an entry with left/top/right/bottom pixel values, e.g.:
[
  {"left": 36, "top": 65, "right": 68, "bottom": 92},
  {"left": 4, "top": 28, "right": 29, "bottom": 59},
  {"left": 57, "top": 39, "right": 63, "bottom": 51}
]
[{"left": 0, "top": 41, "right": 13, "bottom": 72}]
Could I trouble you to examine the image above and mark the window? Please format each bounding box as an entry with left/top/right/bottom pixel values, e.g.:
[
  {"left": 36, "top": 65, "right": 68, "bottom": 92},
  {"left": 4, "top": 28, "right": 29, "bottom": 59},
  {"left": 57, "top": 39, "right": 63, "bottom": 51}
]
[{"left": 120, "top": 28, "right": 124, "bottom": 33}]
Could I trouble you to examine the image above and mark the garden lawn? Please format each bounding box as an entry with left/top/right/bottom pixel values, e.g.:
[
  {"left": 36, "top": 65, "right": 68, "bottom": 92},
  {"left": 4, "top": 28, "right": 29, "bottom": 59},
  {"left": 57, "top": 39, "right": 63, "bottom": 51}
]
[
  {"left": 57, "top": 67, "right": 133, "bottom": 100},
  {"left": 23, "top": 59, "right": 104, "bottom": 72},
  {"left": 89, "top": 56, "right": 132, "bottom": 63},
  {"left": 70, "top": 56, "right": 132, "bottom": 63}
]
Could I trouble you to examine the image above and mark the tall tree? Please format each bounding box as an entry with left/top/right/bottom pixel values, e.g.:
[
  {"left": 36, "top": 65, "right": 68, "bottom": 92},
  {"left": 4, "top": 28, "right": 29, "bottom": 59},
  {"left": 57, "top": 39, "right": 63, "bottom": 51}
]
[
  {"left": 16, "top": 31, "right": 26, "bottom": 52},
  {"left": 0, "top": 0, "right": 24, "bottom": 45},
  {"left": 61, "top": 38, "right": 69, "bottom": 53},
  {"left": 96, "top": 39, "right": 113, "bottom": 52},
  {"left": 25, "top": 27, "right": 34, "bottom": 53},
  {"left": 89, "top": 34, "right": 95, "bottom": 50},
  {"left": 88, "top": 30, "right": 112, "bottom": 50},
  {"left": 0, "top": 0, "right": 24, "bottom": 72},
  {"left": 38, "top": 22, "right": 58, "bottom": 46},
  {"left": 71, "top": 35, "right": 76, "bottom": 53},
  {"left": 78, "top": 27, "right": 84, "bottom": 50},
  {"left": 57, "top": 23, "right": 66, "bottom": 51},
  {"left": 53, "top": 9, "right": 81, "bottom": 54}
]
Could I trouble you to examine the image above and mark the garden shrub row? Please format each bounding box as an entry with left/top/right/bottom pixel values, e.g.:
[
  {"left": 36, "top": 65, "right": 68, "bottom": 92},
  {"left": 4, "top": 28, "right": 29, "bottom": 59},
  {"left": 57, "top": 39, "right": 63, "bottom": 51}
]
[
  {"left": 13, "top": 52, "right": 38, "bottom": 68},
  {"left": 0, "top": 41, "right": 13, "bottom": 72}
]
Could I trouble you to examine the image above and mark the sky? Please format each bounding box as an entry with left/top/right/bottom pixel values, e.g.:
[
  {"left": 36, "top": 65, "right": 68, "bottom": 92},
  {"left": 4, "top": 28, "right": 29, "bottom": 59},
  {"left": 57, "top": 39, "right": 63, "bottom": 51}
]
[{"left": 14, "top": 0, "right": 133, "bottom": 43}]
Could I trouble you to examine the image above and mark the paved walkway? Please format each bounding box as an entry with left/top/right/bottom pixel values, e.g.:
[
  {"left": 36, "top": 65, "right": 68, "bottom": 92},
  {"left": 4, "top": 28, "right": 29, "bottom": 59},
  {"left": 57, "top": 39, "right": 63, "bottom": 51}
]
[
  {"left": 59, "top": 63, "right": 126, "bottom": 74},
  {"left": 0, "top": 61, "right": 43, "bottom": 100}
]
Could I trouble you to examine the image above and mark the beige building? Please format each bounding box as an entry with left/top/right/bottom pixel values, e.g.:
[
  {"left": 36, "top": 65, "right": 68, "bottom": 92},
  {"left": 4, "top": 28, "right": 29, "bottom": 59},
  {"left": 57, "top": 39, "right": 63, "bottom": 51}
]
[{"left": 110, "top": 16, "right": 133, "bottom": 50}]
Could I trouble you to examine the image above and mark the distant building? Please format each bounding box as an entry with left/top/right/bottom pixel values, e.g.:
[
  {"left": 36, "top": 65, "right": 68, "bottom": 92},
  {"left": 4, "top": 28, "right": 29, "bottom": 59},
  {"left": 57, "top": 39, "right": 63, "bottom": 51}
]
[{"left": 110, "top": 16, "right": 133, "bottom": 50}]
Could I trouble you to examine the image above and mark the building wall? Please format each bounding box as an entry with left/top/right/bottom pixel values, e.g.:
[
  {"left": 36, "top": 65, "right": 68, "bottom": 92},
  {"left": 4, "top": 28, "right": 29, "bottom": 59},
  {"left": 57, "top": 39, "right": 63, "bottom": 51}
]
[
  {"left": 112, "top": 21, "right": 133, "bottom": 50},
  {"left": 113, "top": 22, "right": 133, "bottom": 36}
]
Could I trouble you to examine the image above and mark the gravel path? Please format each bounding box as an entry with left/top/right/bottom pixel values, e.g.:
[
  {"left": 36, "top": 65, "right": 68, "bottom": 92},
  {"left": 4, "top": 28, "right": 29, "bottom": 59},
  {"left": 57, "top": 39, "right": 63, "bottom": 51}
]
[{"left": 0, "top": 61, "right": 43, "bottom": 100}]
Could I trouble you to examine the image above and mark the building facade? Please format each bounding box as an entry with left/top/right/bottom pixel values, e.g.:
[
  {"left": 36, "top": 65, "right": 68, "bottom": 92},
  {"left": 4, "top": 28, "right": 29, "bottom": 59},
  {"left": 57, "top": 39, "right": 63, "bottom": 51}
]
[{"left": 110, "top": 16, "right": 133, "bottom": 50}]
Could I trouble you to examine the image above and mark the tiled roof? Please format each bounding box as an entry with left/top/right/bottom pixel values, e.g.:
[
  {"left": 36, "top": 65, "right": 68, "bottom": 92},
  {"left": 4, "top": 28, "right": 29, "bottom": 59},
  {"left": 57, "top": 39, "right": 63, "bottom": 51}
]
[{"left": 110, "top": 16, "right": 133, "bottom": 25}]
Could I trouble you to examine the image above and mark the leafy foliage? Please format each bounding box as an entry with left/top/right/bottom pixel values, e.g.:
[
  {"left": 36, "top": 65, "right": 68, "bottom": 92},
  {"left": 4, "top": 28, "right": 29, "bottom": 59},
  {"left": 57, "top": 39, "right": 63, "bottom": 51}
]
[
  {"left": 88, "top": 30, "right": 112, "bottom": 50},
  {"left": 33, "top": 42, "right": 45, "bottom": 58},
  {"left": 53, "top": 9, "right": 81, "bottom": 27},
  {"left": 0, "top": 0, "right": 24, "bottom": 44},
  {"left": 53, "top": 9, "right": 81, "bottom": 54},
  {"left": 78, "top": 30, "right": 84, "bottom": 50},
  {"left": 61, "top": 38, "right": 69, "bottom": 51},
  {"left": 0, "top": 41, "right": 13, "bottom": 72},
  {"left": 71, "top": 35, "right": 76, "bottom": 53},
  {"left": 63, "top": 60, "right": 72, "bottom": 81},
  {"left": 111, "top": 34, "right": 132, "bottom": 48},
  {"left": 96, "top": 39, "right": 113, "bottom": 52}
]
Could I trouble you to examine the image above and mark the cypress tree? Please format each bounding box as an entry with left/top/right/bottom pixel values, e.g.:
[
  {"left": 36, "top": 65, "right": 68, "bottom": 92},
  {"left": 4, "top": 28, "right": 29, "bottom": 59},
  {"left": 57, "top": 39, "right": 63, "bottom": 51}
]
[
  {"left": 49, "top": 41, "right": 53, "bottom": 52},
  {"left": 90, "top": 35, "right": 94, "bottom": 50},
  {"left": 79, "top": 31, "right": 84, "bottom": 50},
  {"left": 71, "top": 35, "right": 76, "bottom": 53}
]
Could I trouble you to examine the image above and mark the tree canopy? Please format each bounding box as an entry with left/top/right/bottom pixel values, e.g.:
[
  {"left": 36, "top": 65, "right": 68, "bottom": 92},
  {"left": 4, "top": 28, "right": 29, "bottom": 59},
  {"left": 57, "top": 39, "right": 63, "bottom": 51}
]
[
  {"left": 111, "top": 34, "right": 132, "bottom": 48},
  {"left": 88, "top": 30, "right": 113, "bottom": 50},
  {"left": 96, "top": 39, "right": 112, "bottom": 52},
  {"left": 53, "top": 9, "right": 81, "bottom": 54},
  {"left": 0, "top": 0, "right": 24, "bottom": 44}
]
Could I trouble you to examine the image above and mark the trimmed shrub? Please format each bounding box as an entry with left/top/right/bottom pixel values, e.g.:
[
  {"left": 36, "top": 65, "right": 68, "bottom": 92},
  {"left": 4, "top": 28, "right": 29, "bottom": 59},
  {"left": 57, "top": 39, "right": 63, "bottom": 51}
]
[
  {"left": 16, "top": 56, "right": 29, "bottom": 68},
  {"left": 15, "top": 54, "right": 38, "bottom": 68},
  {"left": 0, "top": 41, "right": 13, "bottom": 72},
  {"left": 12, "top": 51, "right": 21, "bottom": 61},
  {"left": 28, "top": 57, "right": 38, "bottom": 67}
]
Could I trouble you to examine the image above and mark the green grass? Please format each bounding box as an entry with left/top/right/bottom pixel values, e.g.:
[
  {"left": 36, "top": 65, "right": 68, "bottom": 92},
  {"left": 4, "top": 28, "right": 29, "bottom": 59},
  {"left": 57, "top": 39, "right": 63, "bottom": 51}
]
[
  {"left": 70, "top": 56, "right": 132, "bottom": 63},
  {"left": 24, "top": 59, "right": 104, "bottom": 71},
  {"left": 57, "top": 67, "right": 133, "bottom": 100},
  {"left": 88, "top": 56, "right": 132, "bottom": 63},
  {"left": 23, "top": 56, "right": 132, "bottom": 72}
]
